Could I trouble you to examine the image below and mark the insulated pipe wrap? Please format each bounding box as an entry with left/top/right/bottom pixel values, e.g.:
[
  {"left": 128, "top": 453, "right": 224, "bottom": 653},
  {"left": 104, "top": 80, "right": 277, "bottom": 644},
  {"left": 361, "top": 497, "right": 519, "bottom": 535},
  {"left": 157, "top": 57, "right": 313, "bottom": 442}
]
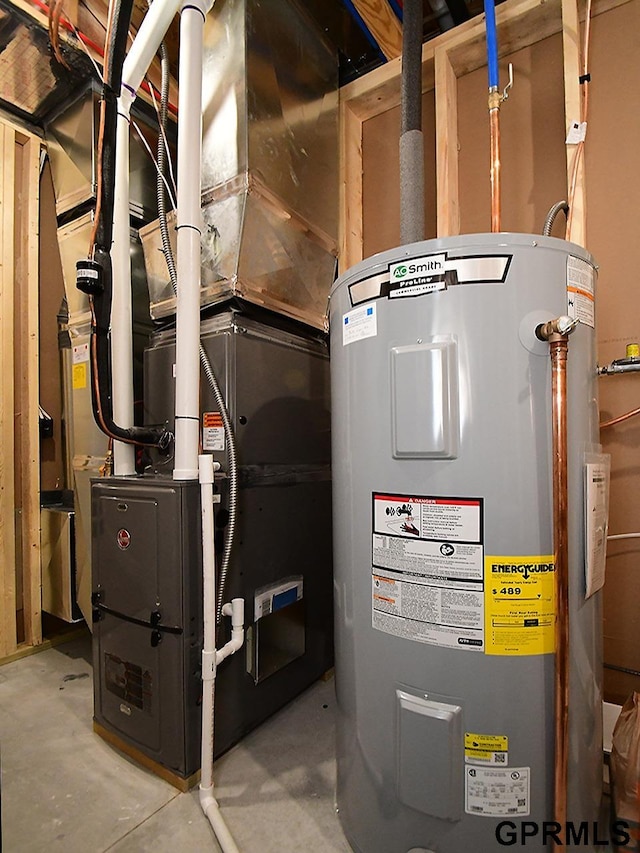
[
  {"left": 400, "top": 0, "right": 424, "bottom": 245},
  {"left": 401, "top": 0, "right": 423, "bottom": 134},
  {"left": 400, "top": 129, "right": 425, "bottom": 245}
]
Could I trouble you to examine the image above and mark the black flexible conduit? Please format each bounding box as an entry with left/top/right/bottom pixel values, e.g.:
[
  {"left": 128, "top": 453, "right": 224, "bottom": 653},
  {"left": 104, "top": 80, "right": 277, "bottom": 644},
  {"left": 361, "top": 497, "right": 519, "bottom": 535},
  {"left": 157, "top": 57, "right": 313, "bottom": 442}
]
[
  {"left": 155, "top": 39, "right": 238, "bottom": 625},
  {"left": 87, "top": 0, "right": 171, "bottom": 449}
]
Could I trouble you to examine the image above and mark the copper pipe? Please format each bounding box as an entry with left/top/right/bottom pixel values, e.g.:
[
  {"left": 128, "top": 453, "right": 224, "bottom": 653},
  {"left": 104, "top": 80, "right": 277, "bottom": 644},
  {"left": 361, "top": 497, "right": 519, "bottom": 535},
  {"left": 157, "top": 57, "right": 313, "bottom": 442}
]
[
  {"left": 600, "top": 405, "right": 640, "bottom": 429},
  {"left": 550, "top": 335, "right": 570, "bottom": 828},
  {"left": 489, "top": 101, "right": 501, "bottom": 232}
]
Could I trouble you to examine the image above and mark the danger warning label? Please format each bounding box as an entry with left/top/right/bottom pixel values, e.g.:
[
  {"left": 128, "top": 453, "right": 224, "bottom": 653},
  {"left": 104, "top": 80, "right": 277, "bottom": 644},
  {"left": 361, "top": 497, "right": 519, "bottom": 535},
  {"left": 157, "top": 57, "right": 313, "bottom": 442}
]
[
  {"left": 202, "top": 411, "right": 225, "bottom": 452},
  {"left": 372, "top": 492, "right": 485, "bottom": 651}
]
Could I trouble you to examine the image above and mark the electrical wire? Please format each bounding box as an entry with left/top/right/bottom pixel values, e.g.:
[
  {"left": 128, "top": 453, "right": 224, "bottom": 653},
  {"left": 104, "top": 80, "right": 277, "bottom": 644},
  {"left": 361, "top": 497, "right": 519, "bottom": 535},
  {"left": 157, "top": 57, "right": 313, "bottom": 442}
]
[
  {"left": 147, "top": 83, "right": 177, "bottom": 200},
  {"left": 33, "top": 0, "right": 178, "bottom": 114},
  {"left": 607, "top": 533, "right": 640, "bottom": 541},
  {"left": 48, "top": 0, "right": 70, "bottom": 68},
  {"left": 131, "top": 117, "right": 177, "bottom": 210}
]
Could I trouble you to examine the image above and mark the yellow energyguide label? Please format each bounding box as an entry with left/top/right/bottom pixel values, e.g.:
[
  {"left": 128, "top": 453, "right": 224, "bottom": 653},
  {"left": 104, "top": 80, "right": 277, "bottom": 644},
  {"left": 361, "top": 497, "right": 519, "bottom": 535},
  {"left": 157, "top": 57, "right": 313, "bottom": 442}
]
[
  {"left": 484, "top": 555, "right": 556, "bottom": 656},
  {"left": 72, "top": 363, "right": 87, "bottom": 390},
  {"left": 465, "top": 732, "right": 509, "bottom": 764}
]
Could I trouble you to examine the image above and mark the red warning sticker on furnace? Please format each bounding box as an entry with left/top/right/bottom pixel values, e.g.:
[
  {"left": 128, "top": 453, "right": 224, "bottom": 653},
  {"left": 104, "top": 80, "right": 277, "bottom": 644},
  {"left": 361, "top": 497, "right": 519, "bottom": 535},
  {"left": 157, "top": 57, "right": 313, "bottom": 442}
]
[{"left": 203, "top": 412, "right": 225, "bottom": 452}]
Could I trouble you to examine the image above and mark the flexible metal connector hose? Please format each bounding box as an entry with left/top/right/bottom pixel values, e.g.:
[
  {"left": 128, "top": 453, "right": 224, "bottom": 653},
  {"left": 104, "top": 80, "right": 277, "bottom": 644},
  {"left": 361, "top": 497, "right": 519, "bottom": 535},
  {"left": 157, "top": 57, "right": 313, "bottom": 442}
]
[
  {"left": 155, "top": 40, "right": 238, "bottom": 625},
  {"left": 543, "top": 200, "right": 569, "bottom": 237}
]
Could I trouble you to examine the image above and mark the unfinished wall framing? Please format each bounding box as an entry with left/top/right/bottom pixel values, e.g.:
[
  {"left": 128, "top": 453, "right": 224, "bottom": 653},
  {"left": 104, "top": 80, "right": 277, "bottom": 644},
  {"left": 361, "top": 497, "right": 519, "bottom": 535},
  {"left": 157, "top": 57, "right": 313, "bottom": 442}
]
[
  {"left": 339, "top": 0, "right": 632, "bottom": 270},
  {"left": 0, "top": 115, "right": 43, "bottom": 657}
]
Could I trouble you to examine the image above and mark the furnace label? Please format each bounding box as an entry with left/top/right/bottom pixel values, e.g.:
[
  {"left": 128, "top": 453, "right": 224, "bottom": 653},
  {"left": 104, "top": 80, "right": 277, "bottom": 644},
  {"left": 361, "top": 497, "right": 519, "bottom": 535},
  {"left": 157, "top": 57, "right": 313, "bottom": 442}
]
[
  {"left": 72, "top": 344, "right": 89, "bottom": 390},
  {"left": 72, "top": 363, "right": 87, "bottom": 390},
  {"left": 72, "top": 343, "right": 89, "bottom": 364},
  {"left": 465, "top": 766, "right": 530, "bottom": 817},
  {"left": 484, "top": 556, "right": 556, "bottom": 655},
  {"left": 372, "top": 493, "right": 484, "bottom": 651},
  {"left": 202, "top": 411, "right": 225, "bottom": 452},
  {"left": 567, "top": 255, "right": 596, "bottom": 328}
]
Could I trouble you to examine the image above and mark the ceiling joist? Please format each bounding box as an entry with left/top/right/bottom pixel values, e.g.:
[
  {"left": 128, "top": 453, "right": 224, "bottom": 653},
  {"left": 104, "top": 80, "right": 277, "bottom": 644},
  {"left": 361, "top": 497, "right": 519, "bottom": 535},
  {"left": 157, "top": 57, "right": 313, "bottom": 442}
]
[{"left": 350, "top": 0, "right": 403, "bottom": 59}]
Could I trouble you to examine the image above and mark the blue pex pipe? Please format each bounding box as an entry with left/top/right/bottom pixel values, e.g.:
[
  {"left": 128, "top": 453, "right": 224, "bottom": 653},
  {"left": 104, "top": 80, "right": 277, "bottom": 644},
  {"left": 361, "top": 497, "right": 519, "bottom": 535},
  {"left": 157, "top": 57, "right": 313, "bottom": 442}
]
[{"left": 483, "top": 0, "right": 499, "bottom": 89}]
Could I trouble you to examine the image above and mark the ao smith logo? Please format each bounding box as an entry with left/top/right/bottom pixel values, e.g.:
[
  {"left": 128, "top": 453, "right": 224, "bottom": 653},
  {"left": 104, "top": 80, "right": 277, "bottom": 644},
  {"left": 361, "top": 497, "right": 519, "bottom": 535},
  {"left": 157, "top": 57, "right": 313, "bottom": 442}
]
[
  {"left": 491, "top": 562, "right": 555, "bottom": 580},
  {"left": 390, "top": 253, "right": 446, "bottom": 282}
]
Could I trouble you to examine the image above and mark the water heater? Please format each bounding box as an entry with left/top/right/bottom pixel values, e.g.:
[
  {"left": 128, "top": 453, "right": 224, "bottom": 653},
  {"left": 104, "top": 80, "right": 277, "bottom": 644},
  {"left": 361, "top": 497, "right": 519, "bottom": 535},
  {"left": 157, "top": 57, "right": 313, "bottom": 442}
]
[{"left": 330, "top": 234, "right": 603, "bottom": 852}]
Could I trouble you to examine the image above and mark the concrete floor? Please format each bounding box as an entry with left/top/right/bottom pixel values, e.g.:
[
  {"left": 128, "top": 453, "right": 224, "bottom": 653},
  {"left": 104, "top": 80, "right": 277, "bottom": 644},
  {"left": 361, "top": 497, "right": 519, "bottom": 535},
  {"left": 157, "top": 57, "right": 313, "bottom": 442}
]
[{"left": 1, "top": 636, "right": 351, "bottom": 853}]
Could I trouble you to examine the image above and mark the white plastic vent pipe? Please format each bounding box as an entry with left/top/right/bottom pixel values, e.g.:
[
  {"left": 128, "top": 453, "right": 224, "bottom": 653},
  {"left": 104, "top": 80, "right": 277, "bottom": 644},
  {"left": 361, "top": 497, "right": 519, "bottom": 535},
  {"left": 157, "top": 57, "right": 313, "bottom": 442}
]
[
  {"left": 199, "top": 453, "right": 243, "bottom": 853},
  {"left": 110, "top": 0, "right": 182, "bottom": 475},
  {"left": 173, "top": 0, "right": 209, "bottom": 480},
  {"left": 111, "top": 92, "right": 136, "bottom": 476}
]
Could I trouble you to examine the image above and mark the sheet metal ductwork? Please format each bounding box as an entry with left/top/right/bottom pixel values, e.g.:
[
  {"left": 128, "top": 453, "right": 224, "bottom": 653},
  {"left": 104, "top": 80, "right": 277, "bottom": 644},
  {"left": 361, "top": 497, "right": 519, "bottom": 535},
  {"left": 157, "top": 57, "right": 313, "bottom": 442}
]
[{"left": 141, "top": 0, "right": 338, "bottom": 329}]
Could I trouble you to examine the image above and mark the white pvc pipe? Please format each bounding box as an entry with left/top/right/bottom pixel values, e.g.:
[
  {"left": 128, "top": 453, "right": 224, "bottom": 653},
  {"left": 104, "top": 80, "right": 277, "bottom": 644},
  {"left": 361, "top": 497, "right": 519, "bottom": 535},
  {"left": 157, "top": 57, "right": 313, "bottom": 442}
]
[
  {"left": 110, "top": 0, "right": 182, "bottom": 475},
  {"left": 216, "top": 599, "right": 244, "bottom": 664},
  {"left": 173, "top": 0, "right": 206, "bottom": 480},
  {"left": 199, "top": 793, "right": 240, "bottom": 853},
  {"left": 121, "top": 0, "right": 182, "bottom": 98},
  {"left": 198, "top": 453, "right": 241, "bottom": 853},
  {"left": 199, "top": 452, "right": 217, "bottom": 793},
  {"left": 111, "top": 94, "right": 136, "bottom": 476}
]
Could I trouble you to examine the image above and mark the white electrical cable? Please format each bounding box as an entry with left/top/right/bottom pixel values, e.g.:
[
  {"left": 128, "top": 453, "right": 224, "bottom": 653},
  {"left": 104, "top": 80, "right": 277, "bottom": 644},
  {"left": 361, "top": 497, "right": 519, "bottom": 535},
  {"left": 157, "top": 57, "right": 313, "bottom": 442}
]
[
  {"left": 131, "top": 118, "right": 177, "bottom": 210},
  {"left": 147, "top": 83, "right": 178, "bottom": 200}
]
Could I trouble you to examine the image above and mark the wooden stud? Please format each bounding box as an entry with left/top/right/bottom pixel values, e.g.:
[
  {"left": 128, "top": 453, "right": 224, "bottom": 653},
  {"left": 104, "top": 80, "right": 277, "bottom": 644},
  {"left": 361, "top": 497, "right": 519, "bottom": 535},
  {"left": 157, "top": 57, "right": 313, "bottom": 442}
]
[
  {"left": 19, "top": 135, "right": 43, "bottom": 647},
  {"left": 562, "top": 0, "right": 587, "bottom": 246},
  {"left": 435, "top": 49, "right": 460, "bottom": 237},
  {"left": 0, "top": 123, "right": 18, "bottom": 658},
  {"left": 339, "top": 99, "right": 365, "bottom": 273},
  {"left": 350, "top": 0, "right": 403, "bottom": 61}
]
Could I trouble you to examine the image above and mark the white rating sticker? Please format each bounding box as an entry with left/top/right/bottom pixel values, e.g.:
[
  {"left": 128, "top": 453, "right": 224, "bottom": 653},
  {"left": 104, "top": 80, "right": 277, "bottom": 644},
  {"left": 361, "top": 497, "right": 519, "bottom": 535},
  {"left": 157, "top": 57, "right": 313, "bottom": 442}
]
[
  {"left": 342, "top": 303, "right": 377, "bottom": 346},
  {"left": 465, "top": 766, "right": 530, "bottom": 817}
]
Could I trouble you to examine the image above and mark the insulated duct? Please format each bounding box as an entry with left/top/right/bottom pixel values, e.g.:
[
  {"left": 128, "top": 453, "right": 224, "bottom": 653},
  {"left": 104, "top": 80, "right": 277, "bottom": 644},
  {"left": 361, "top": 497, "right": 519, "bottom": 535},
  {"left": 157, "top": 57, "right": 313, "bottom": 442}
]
[{"left": 140, "top": 0, "right": 338, "bottom": 330}]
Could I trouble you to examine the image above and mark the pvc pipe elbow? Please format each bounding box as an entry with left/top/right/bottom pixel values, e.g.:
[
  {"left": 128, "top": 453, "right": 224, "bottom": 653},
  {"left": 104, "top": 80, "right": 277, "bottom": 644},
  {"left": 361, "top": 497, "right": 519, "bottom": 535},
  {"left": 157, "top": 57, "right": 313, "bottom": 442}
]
[
  {"left": 199, "top": 787, "right": 240, "bottom": 853},
  {"left": 215, "top": 630, "right": 244, "bottom": 665},
  {"left": 222, "top": 598, "right": 244, "bottom": 629}
]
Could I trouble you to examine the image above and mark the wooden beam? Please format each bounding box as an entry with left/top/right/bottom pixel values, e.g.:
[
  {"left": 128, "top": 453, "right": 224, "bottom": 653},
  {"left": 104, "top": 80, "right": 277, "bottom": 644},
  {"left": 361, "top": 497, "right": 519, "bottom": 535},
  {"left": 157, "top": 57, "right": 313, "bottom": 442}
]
[
  {"left": 435, "top": 49, "right": 460, "bottom": 237},
  {"left": 350, "top": 0, "right": 403, "bottom": 60},
  {"left": 0, "top": 123, "right": 18, "bottom": 658},
  {"left": 562, "top": 0, "right": 587, "bottom": 246},
  {"left": 18, "top": 135, "right": 43, "bottom": 647},
  {"left": 339, "top": 100, "right": 365, "bottom": 273}
]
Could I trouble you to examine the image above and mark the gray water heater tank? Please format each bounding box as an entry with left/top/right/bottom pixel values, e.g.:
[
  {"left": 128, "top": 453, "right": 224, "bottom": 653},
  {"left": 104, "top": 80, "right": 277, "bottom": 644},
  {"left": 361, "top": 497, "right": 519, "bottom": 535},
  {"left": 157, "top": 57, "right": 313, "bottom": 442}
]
[{"left": 329, "top": 234, "right": 603, "bottom": 853}]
